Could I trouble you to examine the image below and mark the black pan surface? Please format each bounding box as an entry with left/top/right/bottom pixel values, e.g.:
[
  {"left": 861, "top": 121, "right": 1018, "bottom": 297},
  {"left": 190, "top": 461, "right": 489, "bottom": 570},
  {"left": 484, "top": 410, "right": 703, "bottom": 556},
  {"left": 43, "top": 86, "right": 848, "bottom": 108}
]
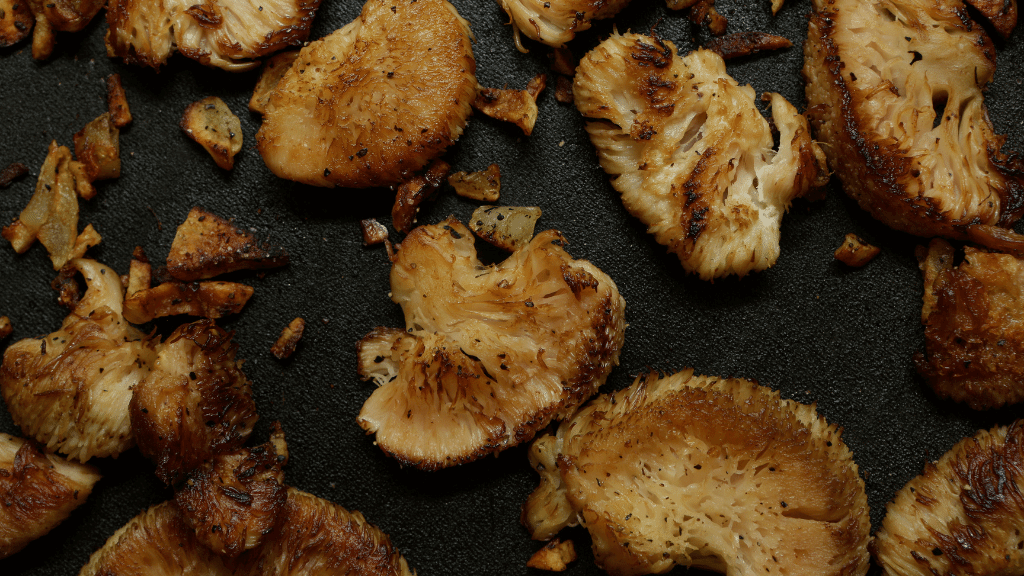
[{"left": 0, "top": 0, "right": 1021, "bottom": 574}]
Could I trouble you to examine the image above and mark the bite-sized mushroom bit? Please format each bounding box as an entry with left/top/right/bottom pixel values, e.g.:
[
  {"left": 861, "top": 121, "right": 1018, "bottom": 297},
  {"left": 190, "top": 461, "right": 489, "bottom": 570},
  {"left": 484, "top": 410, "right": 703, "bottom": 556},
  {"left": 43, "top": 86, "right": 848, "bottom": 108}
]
[
  {"left": 181, "top": 97, "right": 243, "bottom": 170},
  {"left": 496, "top": 0, "right": 632, "bottom": 50},
  {"left": 672, "top": 0, "right": 727, "bottom": 35},
  {"left": 874, "top": 420, "right": 1024, "bottom": 575},
  {"left": 575, "top": 33, "right": 828, "bottom": 280},
  {"left": 256, "top": 0, "right": 476, "bottom": 189},
  {"left": 803, "top": 0, "right": 1024, "bottom": 241},
  {"left": 106, "top": 74, "right": 132, "bottom": 129},
  {"left": 469, "top": 205, "right": 542, "bottom": 252},
  {"left": 270, "top": 317, "right": 305, "bottom": 360},
  {"left": 0, "top": 0, "right": 33, "bottom": 48},
  {"left": 0, "top": 162, "right": 30, "bottom": 188},
  {"left": 0, "top": 316, "right": 11, "bottom": 340},
  {"left": 915, "top": 239, "right": 1024, "bottom": 409},
  {"left": 234, "top": 488, "right": 416, "bottom": 576},
  {"left": 74, "top": 113, "right": 121, "bottom": 183},
  {"left": 527, "top": 539, "right": 577, "bottom": 572},
  {"left": 522, "top": 370, "right": 872, "bottom": 576},
  {"left": 105, "top": 0, "right": 320, "bottom": 71},
  {"left": 131, "top": 319, "right": 257, "bottom": 486},
  {"left": 1, "top": 259, "right": 157, "bottom": 461},
  {"left": 0, "top": 434, "right": 100, "bottom": 559},
  {"left": 704, "top": 31, "right": 793, "bottom": 60},
  {"left": 167, "top": 207, "right": 289, "bottom": 281},
  {"left": 22, "top": 0, "right": 104, "bottom": 59},
  {"left": 473, "top": 74, "right": 546, "bottom": 136},
  {"left": 357, "top": 217, "right": 626, "bottom": 470},
  {"left": 175, "top": 424, "right": 288, "bottom": 557},
  {"left": 450, "top": 164, "right": 502, "bottom": 202},
  {"left": 391, "top": 159, "right": 450, "bottom": 233},
  {"left": 834, "top": 233, "right": 881, "bottom": 268}
]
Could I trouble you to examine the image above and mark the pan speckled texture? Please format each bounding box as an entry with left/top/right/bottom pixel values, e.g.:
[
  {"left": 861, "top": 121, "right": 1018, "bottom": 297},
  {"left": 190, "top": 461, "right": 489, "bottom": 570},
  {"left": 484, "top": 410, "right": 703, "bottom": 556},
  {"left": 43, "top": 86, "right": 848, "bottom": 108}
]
[{"left": 0, "top": 1, "right": 1021, "bottom": 574}]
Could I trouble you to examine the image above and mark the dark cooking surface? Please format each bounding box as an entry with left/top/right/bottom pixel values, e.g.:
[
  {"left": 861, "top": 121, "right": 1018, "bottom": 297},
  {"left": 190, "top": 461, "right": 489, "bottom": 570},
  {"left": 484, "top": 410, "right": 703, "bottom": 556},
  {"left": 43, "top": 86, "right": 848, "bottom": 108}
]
[{"left": 0, "top": 1, "right": 1021, "bottom": 574}]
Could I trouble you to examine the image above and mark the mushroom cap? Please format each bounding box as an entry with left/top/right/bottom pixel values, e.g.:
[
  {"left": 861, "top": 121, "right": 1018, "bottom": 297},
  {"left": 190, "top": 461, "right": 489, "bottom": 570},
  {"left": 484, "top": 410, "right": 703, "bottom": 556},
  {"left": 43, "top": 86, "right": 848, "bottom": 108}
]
[
  {"left": 523, "top": 369, "right": 871, "bottom": 576},
  {"left": 916, "top": 239, "right": 1024, "bottom": 409},
  {"left": 256, "top": 0, "right": 477, "bottom": 188},
  {"left": 0, "top": 434, "right": 100, "bottom": 559},
  {"left": 496, "top": 0, "right": 632, "bottom": 48},
  {"left": 874, "top": 420, "right": 1024, "bottom": 576},
  {"left": 803, "top": 0, "right": 1024, "bottom": 239},
  {"left": 0, "top": 259, "right": 157, "bottom": 461},
  {"left": 575, "top": 33, "right": 826, "bottom": 280},
  {"left": 357, "top": 217, "right": 626, "bottom": 470}
]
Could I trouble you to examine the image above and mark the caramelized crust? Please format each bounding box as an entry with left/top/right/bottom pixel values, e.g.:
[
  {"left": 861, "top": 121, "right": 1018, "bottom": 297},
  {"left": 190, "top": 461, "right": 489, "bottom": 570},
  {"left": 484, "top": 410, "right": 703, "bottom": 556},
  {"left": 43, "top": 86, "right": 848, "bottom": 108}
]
[
  {"left": 1, "top": 259, "right": 157, "bottom": 461},
  {"left": 523, "top": 370, "right": 871, "bottom": 576},
  {"left": 256, "top": 0, "right": 476, "bottom": 188},
  {"left": 357, "top": 218, "right": 626, "bottom": 470},
  {"left": 496, "top": 0, "right": 632, "bottom": 50},
  {"left": 0, "top": 0, "right": 32, "bottom": 48},
  {"left": 166, "top": 207, "right": 289, "bottom": 282},
  {"left": 131, "top": 320, "right": 257, "bottom": 485},
  {"left": 915, "top": 239, "right": 1024, "bottom": 409},
  {"left": 123, "top": 280, "right": 255, "bottom": 324},
  {"left": 0, "top": 434, "right": 100, "bottom": 559},
  {"left": 875, "top": 420, "right": 1024, "bottom": 575}
]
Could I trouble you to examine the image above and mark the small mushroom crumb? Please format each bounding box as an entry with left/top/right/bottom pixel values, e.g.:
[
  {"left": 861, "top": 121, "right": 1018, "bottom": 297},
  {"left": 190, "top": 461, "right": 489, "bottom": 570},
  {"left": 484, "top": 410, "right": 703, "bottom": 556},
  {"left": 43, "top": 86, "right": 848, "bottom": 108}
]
[
  {"left": 448, "top": 164, "right": 501, "bottom": 202},
  {"left": 527, "top": 539, "right": 576, "bottom": 571},
  {"left": 106, "top": 74, "right": 132, "bottom": 128},
  {"left": 180, "top": 97, "right": 243, "bottom": 170},
  {"left": 0, "top": 316, "right": 11, "bottom": 340},
  {"left": 271, "top": 318, "right": 306, "bottom": 360},
  {"left": 0, "top": 162, "right": 29, "bottom": 188},
  {"left": 834, "top": 233, "right": 880, "bottom": 267},
  {"left": 249, "top": 51, "right": 300, "bottom": 115},
  {"left": 360, "top": 218, "right": 389, "bottom": 246},
  {"left": 392, "top": 160, "right": 450, "bottom": 233}
]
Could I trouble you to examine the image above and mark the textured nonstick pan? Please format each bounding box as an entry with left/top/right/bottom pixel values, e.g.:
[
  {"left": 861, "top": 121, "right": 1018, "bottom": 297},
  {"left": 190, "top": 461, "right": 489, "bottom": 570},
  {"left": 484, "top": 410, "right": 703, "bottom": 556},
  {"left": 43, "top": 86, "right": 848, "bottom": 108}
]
[{"left": 0, "top": 0, "right": 1021, "bottom": 574}]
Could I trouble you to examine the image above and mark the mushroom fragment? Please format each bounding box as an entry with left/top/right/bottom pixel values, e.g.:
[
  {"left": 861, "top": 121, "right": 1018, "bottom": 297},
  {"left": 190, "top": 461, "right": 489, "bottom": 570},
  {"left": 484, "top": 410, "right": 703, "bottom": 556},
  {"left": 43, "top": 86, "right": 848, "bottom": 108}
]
[
  {"left": 496, "top": 0, "right": 632, "bottom": 50},
  {"left": 357, "top": 218, "right": 626, "bottom": 470},
  {"left": 166, "top": 207, "right": 289, "bottom": 281},
  {"left": 575, "top": 33, "right": 827, "bottom": 279},
  {"left": 0, "top": 162, "right": 29, "bottom": 188},
  {"left": 704, "top": 31, "right": 793, "bottom": 60},
  {"left": 0, "top": 317, "right": 11, "bottom": 340},
  {"left": 0, "top": 434, "right": 100, "bottom": 559},
  {"left": 527, "top": 539, "right": 577, "bottom": 572},
  {"left": 123, "top": 280, "right": 254, "bottom": 324},
  {"left": 473, "top": 75, "right": 546, "bottom": 136},
  {"left": 130, "top": 319, "right": 258, "bottom": 485},
  {"left": 106, "top": 74, "right": 132, "bottom": 128},
  {"left": 0, "top": 0, "right": 32, "bottom": 48},
  {"left": 469, "top": 205, "right": 542, "bottom": 251},
  {"left": 270, "top": 318, "right": 305, "bottom": 360},
  {"left": 360, "top": 219, "right": 389, "bottom": 246},
  {"left": 523, "top": 369, "right": 872, "bottom": 575},
  {"left": 449, "top": 164, "right": 501, "bottom": 202},
  {"left": 875, "top": 420, "right": 1024, "bottom": 575},
  {"left": 74, "top": 113, "right": 121, "bottom": 182},
  {"left": 834, "top": 233, "right": 881, "bottom": 267},
  {"left": 803, "top": 0, "right": 1024, "bottom": 240},
  {"left": 256, "top": 0, "right": 477, "bottom": 188},
  {"left": 181, "top": 97, "right": 243, "bottom": 170},
  {"left": 391, "top": 160, "right": 450, "bottom": 233},
  {"left": 915, "top": 239, "right": 1024, "bottom": 409},
  {"left": 24, "top": 0, "right": 104, "bottom": 59},
  {"left": 0, "top": 259, "right": 158, "bottom": 461}
]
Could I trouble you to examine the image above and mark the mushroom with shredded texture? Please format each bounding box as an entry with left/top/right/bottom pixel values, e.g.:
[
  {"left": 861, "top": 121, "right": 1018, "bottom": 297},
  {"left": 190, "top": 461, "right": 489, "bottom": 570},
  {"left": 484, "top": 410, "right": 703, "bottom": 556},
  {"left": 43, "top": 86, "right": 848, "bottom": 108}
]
[
  {"left": 469, "top": 205, "right": 542, "bottom": 252},
  {"left": 0, "top": 259, "right": 158, "bottom": 461},
  {"left": 357, "top": 217, "right": 626, "bottom": 470},
  {"left": 522, "top": 369, "right": 872, "bottom": 575},
  {"left": 130, "top": 319, "right": 258, "bottom": 485},
  {"left": 874, "top": 420, "right": 1024, "bottom": 575},
  {"left": 181, "top": 97, "right": 243, "bottom": 170},
  {"left": 256, "top": 0, "right": 477, "bottom": 188},
  {"left": 575, "top": 33, "right": 827, "bottom": 280},
  {"left": 166, "top": 207, "right": 289, "bottom": 281},
  {"left": 834, "top": 233, "right": 881, "bottom": 267},
  {"left": 496, "top": 0, "right": 632, "bottom": 50},
  {"left": 803, "top": 0, "right": 1024, "bottom": 240},
  {"left": 105, "top": 0, "right": 320, "bottom": 71},
  {"left": 0, "top": 434, "right": 100, "bottom": 559},
  {"left": 914, "top": 239, "right": 1024, "bottom": 409},
  {"left": 449, "top": 164, "right": 501, "bottom": 202}
]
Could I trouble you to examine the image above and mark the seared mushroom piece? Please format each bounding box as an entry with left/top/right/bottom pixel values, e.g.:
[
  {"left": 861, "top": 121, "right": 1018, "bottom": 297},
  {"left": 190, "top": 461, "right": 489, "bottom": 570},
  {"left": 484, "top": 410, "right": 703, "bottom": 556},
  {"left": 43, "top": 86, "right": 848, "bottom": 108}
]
[
  {"left": 449, "top": 164, "right": 501, "bottom": 202},
  {"left": 473, "top": 74, "right": 546, "bottom": 136},
  {"left": 915, "top": 239, "right": 1024, "bottom": 409},
  {"left": 803, "top": 0, "right": 1024, "bottom": 240},
  {"left": 523, "top": 370, "right": 871, "bottom": 575},
  {"left": 704, "top": 31, "right": 793, "bottom": 60},
  {"left": 469, "top": 205, "right": 542, "bottom": 252},
  {"left": 123, "top": 280, "right": 254, "bottom": 324},
  {"left": 391, "top": 160, "right": 450, "bottom": 233},
  {"left": 131, "top": 320, "right": 258, "bottom": 486},
  {"left": 106, "top": 74, "right": 133, "bottom": 128},
  {"left": 357, "top": 218, "right": 626, "bottom": 470},
  {"left": 834, "top": 233, "right": 881, "bottom": 267},
  {"left": 256, "top": 0, "right": 477, "bottom": 188},
  {"left": 875, "top": 420, "right": 1024, "bottom": 575},
  {"left": 496, "top": 0, "right": 632, "bottom": 50},
  {"left": 527, "top": 539, "right": 577, "bottom": 572},
  {"left": 74, "top": 113, "right": 121, "bottom": 182},
  {"left": 575, "top": 33, "right": 827, "bottom": 279},
  {"left": 175, "top": 425, "right": 288, "bottom": 557},
  {"left": 24, "top": 0, "right": 104, "bottom": 59},
  {"left": 0, "top": 0, "right": 32, "bottom": 48},
  {"left": 166, "top": 207, "right": 289, "bottom": 281},
  {"left": 270, "top": 318, "right": 305, "bottom": 360},
  {"left": 181, "top": 97, "right": 243, "bottom": 170},
  {"left": 0, "top": 317, "right": 11, "bottom": 340},
  {"left": 249, "top": 50, "right": 299, "bottom": 114},
  {"left": 0, "top": 434, "right": 100, "bottom": 559},
  {"left": 0, "top": 162, "right": 29, "bottom": 188},
  {"left": 105, "top": 0, "right": 320, "bottom": 70},
  {"left": 1, "top": 260, "right": 157, "bottom": 461}
]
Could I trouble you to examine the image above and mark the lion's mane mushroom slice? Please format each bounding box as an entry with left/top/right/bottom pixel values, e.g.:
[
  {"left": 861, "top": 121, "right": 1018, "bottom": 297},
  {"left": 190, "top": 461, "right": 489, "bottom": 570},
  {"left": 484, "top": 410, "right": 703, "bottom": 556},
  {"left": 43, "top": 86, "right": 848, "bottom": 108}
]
[
  {"left": 575, "top": 34, "right": 826, "bottom": 280},
  {"left": 234, "top": 488, "right": 415, "bottom": 576},
  {"left": 1, "top": 259, "right": 157, "bottom": 461},
  {"left": 803, "top": 0, "right": 1024, "bottom": 240},
  {"left": 914, "top": 239, "right": 1024, "bottom": 409},
  {"left": 78, "top": 501, "right": 234, "bottom": 576},
  {"left": 0, "top": 434, "right": 100, "bottom": 559},
  {"left": 496, "top": 0, "right": 632, "bottom": 50},
  {"left": 106, "top": 0, "right": 319, "bottom": 71},
  {"left": 175, "top": 424, "right": 288, "bottom": 557},
  {"left": 875, "top": 420, "right": 1024, "bottom": 575},
  {"left": 356, "top": 218, "right": 626, "bottom": 470},
  {"left": 523, "top": 369, "right": 872, "bottom": 576},
  {"left": 256, "top": 0, "right": 477, "bottom": 188},
  {"left": 131, "top": 319, "right": 258, "bottom": 486},
  {"left": 181, "top": 97, "right": 243, "bottom": 170},
  {"left": 167, "top": 207, "right": 289, "bottom": 281}
]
